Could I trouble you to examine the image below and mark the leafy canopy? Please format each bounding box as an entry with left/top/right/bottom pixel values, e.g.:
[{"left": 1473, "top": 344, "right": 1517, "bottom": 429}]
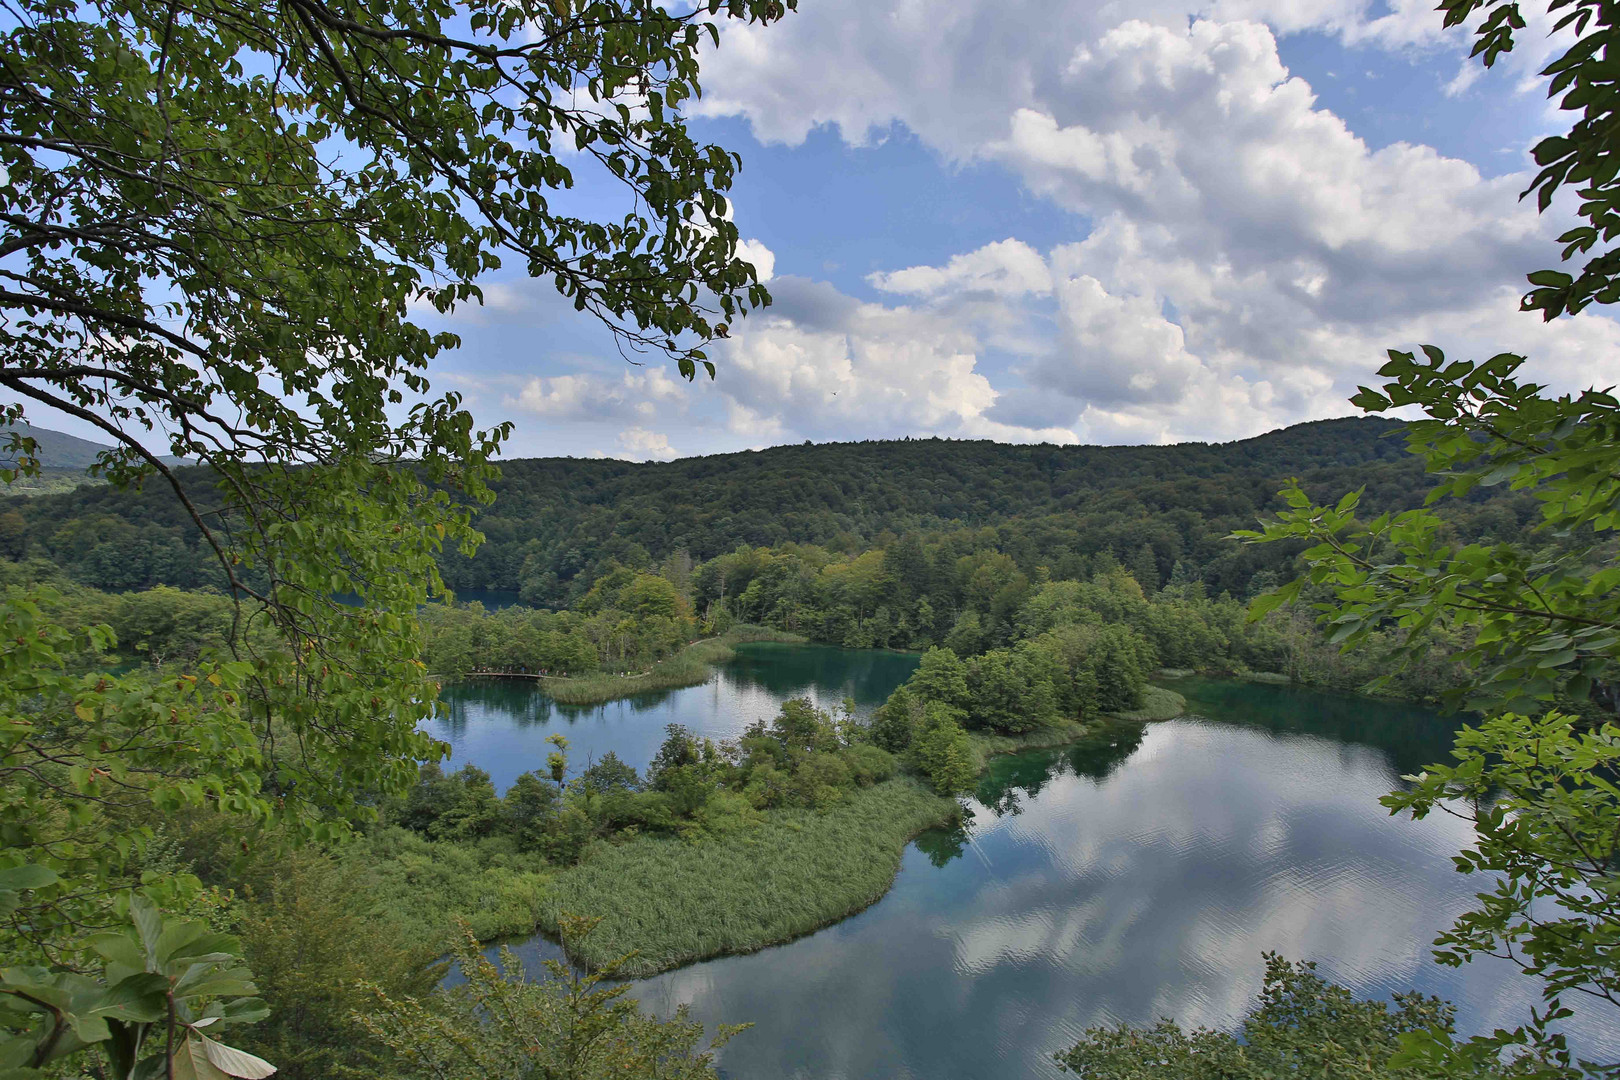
[
  {"left": 1240, "top": 348, "right": 1620, "bottom": 717},
  {"left": 1055, "top": 954, "right": 1502, "bottom": 1080},
  {"left": 0, "top": 0, "right": 794, "bottom": 885},
  {"left": 1, "top": 0, "right": 793, "bottom": 1073}
]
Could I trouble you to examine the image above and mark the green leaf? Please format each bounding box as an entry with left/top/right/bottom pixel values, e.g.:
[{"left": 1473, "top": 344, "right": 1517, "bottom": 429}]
[
  {"left": 0, "top": 866, "right": 56, "bottom": 892},
  {"left": 196, "top": 1033, "right": 275, "bottom": 1079},
  {"left": 89, "top": 973, "right": 169, "bottom": 1024}
]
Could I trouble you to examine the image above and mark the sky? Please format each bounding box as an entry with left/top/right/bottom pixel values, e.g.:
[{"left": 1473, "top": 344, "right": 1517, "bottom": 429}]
[
  {"left": 420, "top": 0, "right": 1620, "bottom": 461},
  {"left": 22, "top": 0, "right": 1620, "bottom": 461}
]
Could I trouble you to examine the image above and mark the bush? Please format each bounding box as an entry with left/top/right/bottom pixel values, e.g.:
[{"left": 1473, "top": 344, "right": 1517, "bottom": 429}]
[{"left": 839, "top": 744, "right": 897, "bottom": 786}]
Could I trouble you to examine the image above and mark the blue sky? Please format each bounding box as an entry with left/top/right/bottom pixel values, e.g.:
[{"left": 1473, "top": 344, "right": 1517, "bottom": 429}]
[
  {"left": 22, "top": 1, "right": 1620, "bottom": 461},
  {"left": 414, "top": 0, "right": 1620, "bottom": 461}
]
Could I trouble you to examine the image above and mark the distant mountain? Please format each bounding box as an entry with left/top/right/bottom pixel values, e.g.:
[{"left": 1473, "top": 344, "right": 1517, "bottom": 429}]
[{"left": 1, "top": 423, "right": 194, "bottom": 470}]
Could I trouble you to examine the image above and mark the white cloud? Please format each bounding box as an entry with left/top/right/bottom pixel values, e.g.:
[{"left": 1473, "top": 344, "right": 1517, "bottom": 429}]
[
  {"left": 738, "top": 237, "right": 776, "bottom": 283},
  {"left": 692, "top": 0, "right": 1531, "bottom": 154},
  {"left": 447, "top": 0, "right": 1612, "bottom": 456},
  {"left": 695, "top": 11, "right": 1620, "bottom": 446},
  {"left": 674, "top": 0, "right": 1620, "bottom": 446},
  {"left": 707, "top": 276, "right": 1077, "bottom": 445},
  {"left": 507, "top": 368, "right": 685, "bottom": 421},
  {"left": 615, "top": 427, "right": 679, "bottom": 461},
  {"left": 870, "top": 239, "right": 1052, "bottom": 298}
]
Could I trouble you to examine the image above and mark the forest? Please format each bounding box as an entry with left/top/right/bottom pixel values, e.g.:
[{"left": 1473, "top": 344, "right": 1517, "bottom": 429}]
[
  {"left": 0, "top": 416, "right": 1541, "bottom": 609},
  {"left": 5, "top": 0, "right": 1620, "bottom": 1076}
]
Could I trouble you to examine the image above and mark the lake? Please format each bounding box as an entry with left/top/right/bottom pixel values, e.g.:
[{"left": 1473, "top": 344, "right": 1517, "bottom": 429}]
[{"left": 429, "top": 644, "right": 1620, "bottom": 1077}]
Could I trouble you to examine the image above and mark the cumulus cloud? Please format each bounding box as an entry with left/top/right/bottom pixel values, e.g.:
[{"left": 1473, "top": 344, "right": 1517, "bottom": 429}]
[
  {"left": 688, "top": 7, "right": 1620, "bottom": 446},
  {"left": 447, "top": 0, "right": 1610, "bottom": 455},
  {"left": 615, "top": 427, "right": 679, "bottom": 461},
  {"left": 737, "top": 237, "right": 776, "bottom": 283},
  {"left": 507, "top": 367, "right": 685, "bottom": 422},
  {"left": 706, "top": 276, "right": 1077, "bottom": 445},
  {"left": 870, "top": 239, "right": 1052, "bottom": 299},
  {"left": 691, "top": 0, "right": 1540, "bottom": 152}
]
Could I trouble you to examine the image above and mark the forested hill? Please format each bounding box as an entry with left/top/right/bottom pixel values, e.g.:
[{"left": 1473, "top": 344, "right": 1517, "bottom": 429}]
[
  {"left": 494, "top": 416, "right": 1413, "bottom": 528},
  {"left": 451, "top": 416, "right": 1452, "bottom": 601},
  {"left": 0, "top": 415, "right": 1530, "bottom": 603}
]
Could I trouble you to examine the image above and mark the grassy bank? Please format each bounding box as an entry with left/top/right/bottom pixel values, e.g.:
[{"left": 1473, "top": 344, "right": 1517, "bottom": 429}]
[
  {"left": 541, "top": 625, "right": 805, "bottom": 706},
  {"left": 967, "top": 719, "right": 1093, "bottom": 768},
  {"left": 540, "top": 778, "right": 955, "bottom": 976},
  {"left": 1106, "top": 684, "right": 1188, "bottom": 722}
]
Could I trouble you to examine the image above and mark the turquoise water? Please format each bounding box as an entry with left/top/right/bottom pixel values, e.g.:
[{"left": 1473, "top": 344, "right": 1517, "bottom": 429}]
[
  {"left": 433, "top": 650, "right": 1620, "bottom": 1077},
  {"left": 427, "top": 642, "right": 920, "bottom": 791}
]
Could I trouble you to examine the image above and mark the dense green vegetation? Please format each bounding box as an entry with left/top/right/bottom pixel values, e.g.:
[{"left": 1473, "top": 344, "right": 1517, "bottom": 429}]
[
  {"left": 527, "top": 628, "right": 805, "bottom": 706},
  {"left": 1244, "top": 348, "right": 1620, "bottom": 1075},
  {"left": 1056, "top": 955, "right": 1524, "bottom": 1080},
  {"left": 0, "top": 0, "right": 796, "bottom": 1066},
  {"left": 541, "top": 779, "right": 953, "bottom": 976},
  {"left": 9, "top": 0, "right": 1620, "bottom": 1071},
  {"left": 362, "top": 918, "right": 741, "bottom": 1080},
  {"left": 395, "top": 697, "right": 916, "bottom": 853},
  {"left": 3, "top": 416, "right": 1544, "bottom": 604}
]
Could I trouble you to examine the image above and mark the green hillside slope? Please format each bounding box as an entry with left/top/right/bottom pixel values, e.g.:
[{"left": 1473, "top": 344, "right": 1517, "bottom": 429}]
[{"left": 0, "top": 416, "right": 1529, "bottom": 599}]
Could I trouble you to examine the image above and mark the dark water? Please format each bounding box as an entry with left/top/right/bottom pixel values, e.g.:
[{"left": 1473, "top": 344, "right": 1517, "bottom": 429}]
[
  {"left": 435, "top": 654, "right": 1620, "bottom": 1077},
  {"left": 448, "top": 587, "right": 525, "bottom": 610}
]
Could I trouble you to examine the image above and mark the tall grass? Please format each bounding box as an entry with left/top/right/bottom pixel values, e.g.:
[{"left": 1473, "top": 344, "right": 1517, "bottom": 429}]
[
  {"left": 1234, "top": 669, "right": 1292, "bottom": 685},
  {"left": 541, "top": 626, "right": 804, "bottom": 706},
  {"left": 540, "top": 778, "right": 955, "bottom": 976},
  {"left": 356, "top": 828, "right": 554, "bottom": 952},
  {"left": 1106, "top": 684, "right": 1187, "bottom": 722}
]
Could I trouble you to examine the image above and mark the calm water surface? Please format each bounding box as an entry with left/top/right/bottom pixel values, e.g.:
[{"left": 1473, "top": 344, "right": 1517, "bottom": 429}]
[
  {"left": 433, "top": 647, "right": 1620, "bottom": 1078},
  {"left": 428, "top": 642, "right": 918, "bottom": 790}
]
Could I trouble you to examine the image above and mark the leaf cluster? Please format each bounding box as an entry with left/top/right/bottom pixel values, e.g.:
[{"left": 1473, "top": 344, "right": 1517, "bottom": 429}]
[{"left": 0, "top": 895, "right": 273, "bottom": 1080}]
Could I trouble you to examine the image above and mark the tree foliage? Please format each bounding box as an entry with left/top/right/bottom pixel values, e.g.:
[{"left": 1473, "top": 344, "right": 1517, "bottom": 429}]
[
  {"left": 1235, "top": 15, "right": 1620, "bottom": 1066},
  {"left": 1240, "top": 349, "right": 1619, "bottom": 717},
  {"left": 359, "top": 917, "right": 742, "bottom": 1080},
  {"left": 0, "top": 895, "right": 274, "bottom": 1080},
  {"left": 1241, "top": 361, "right": 1620, "bottom": 1077},
  {"left": 1055, "top": 953, "right": 1516, "bottom": 1080},
  {"left": 1, "top": 0, "right": 796, "bottom": 1072},
  {"left": 0, "top": 0, "right": 796, "bottom": 852},
  {"left": 1438, "top": 0, "right": 1620, "bottom": 320}
]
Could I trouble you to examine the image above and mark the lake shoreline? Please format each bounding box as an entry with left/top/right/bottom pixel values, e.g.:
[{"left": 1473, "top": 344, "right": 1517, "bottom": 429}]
[
  {"left": 533, "top": 688, "right": 1193, "bottom": 976},
  {"left": 426, "top": 658, "right": 1194, "bottom": 977},
  {"left": 456, "top": 625, "right": 807, "bottom": 706}
]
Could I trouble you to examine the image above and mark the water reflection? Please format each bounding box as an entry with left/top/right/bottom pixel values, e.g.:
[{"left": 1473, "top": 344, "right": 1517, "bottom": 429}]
[
  {"left": 454, "top": 655, "right": 1619, "bottom": 1078},
  {"left": 617, "top": 715, "right": 1617, "bottom": 1079},
  {"left": 426, "top": 643, "right": 920, "bottom": 792}
]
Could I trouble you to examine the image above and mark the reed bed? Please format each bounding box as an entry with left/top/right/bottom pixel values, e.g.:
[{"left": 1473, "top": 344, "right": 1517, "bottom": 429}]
[
  {"left": 967, "top": 719, "right": 1094, "bottom": 768},
  {"left": 1233, "top": 669, "right": 1292, "bottom": 685},
  {"left": 540, "top": 778, "right": 955, "bottom": 976}
]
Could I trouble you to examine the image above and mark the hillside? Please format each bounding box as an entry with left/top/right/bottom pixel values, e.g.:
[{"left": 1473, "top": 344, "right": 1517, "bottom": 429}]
[
  {"left": 439, "top": 416, "right": 1458, "bottom": 601},
  {"left": 1, "top": 415, "right": 1523, "bottom": 601},
  {"left": 0, "top": 422, "right": 130, "bottom": 470},
  {"left": 0, "top": 423, "right": 195, "bottom": 497}
]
